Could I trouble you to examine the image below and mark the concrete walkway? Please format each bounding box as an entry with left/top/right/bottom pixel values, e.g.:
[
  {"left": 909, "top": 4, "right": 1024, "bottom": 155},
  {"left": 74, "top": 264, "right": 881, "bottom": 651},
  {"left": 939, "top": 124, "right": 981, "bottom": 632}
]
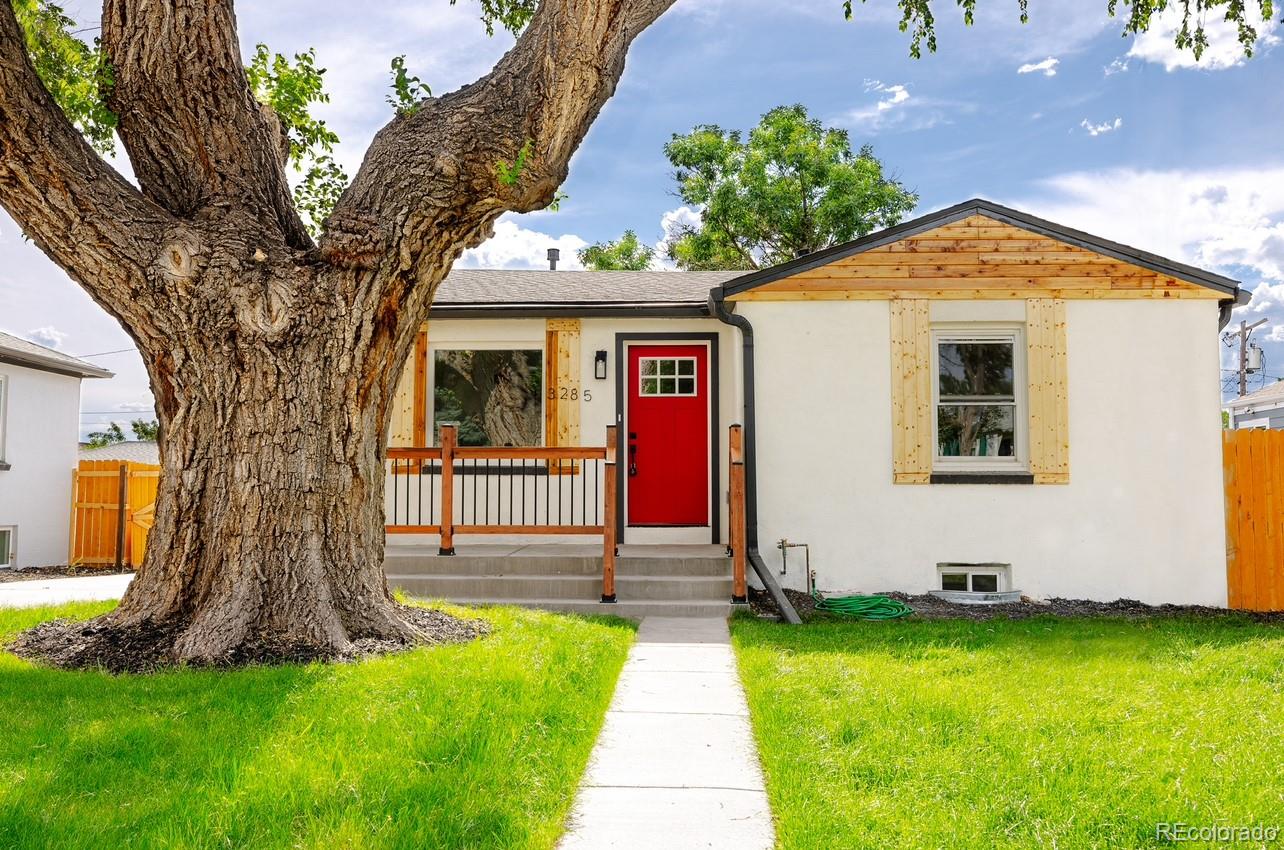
[
  {"left": 0, "top": 573, "right": 133, "bottom": 608},
  {"left": 558, "top": 617, "right": 775, "bottom": 850}
]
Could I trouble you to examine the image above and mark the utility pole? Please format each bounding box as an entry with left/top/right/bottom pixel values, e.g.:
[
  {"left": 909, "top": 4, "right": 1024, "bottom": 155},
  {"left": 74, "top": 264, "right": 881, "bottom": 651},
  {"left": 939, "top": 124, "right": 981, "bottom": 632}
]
[{"left": 1225, "top": 318, "right": 1269, "bottom": 397}]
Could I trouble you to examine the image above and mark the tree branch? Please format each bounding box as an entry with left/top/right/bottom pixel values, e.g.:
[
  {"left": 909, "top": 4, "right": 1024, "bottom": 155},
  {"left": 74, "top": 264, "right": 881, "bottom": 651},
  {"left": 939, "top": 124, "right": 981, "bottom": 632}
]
[
  {"left": 101, "top": 0, "right": 310, "bottom": 247},
  {"left": 324, "top": 0, "right": 676, "bottom": 314},
  {"left": 0, "top": 1, "right": 174, "bottom": 329}
]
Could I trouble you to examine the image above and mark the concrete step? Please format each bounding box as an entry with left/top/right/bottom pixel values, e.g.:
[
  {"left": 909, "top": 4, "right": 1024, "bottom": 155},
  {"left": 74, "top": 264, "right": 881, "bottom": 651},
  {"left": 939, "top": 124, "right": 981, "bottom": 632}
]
[
  {"left": 388, "top": 573, "right": 734, "bottom": 602},
  {"left": 438, "top": 598, "right": 738, "bottom": 619},
  {"left": 384, "top": 554, "right": 732, "bottom": 578}
]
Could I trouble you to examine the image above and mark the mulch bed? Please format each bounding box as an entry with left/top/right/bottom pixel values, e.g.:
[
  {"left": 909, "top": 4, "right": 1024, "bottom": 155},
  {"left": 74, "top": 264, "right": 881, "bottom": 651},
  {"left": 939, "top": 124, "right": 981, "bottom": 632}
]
[
  {"left": 749, "top": 586, "right": 1284, "bottom": 623},
  {"left": 0, "top": 565, "right": 136, "bottom": 584},
  {"left": 9, "top": 604, "right": 488, "bottom": 674}
]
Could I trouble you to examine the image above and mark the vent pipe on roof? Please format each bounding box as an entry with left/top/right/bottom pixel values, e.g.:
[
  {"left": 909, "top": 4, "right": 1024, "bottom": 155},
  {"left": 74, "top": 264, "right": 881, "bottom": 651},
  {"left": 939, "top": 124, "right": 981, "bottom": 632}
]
[{"left": 547, "top": 247, "right": 560, "bottom": 271}]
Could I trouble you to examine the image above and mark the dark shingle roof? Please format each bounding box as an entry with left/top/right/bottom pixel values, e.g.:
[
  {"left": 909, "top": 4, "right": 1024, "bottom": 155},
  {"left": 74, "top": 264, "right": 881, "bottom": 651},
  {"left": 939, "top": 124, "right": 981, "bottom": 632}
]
[
  {"left": 433, "top": 269, "right": 739, "bottom": 309},
  {"left": 0, "top": 331, "right": 113, "bottom": 378}
]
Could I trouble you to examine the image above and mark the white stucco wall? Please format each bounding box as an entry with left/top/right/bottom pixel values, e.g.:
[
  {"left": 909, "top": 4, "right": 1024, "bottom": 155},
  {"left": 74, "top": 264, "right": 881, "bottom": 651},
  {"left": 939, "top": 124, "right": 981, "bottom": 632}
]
[
  {"left": 739, "top": 298, "right": 1228, "bottom": 606},
  {"left": 0, "top": 364, "right": 82, "bottom": 568},
  {"left": 388, "top": 315, "right": 738, "bottom": 546}
]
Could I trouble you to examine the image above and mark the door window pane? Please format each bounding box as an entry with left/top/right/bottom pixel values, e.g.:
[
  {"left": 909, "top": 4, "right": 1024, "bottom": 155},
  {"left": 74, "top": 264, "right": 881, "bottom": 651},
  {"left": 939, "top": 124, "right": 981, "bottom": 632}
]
[
  {"left": 434, "top": 349, "right": 543, "bottom": 446},
  {"left": 639, "top": 358, "right": 698, "bottom": 396}
]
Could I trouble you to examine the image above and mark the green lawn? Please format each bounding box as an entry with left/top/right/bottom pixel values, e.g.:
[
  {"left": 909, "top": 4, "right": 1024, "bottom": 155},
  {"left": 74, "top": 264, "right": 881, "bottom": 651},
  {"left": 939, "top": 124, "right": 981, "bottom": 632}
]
[
  {"left": 0, "top": 601, "right": 633, "bottom": 850},
  {"left": 732, "top": 615, "right": 1284, "bottom": 850}
]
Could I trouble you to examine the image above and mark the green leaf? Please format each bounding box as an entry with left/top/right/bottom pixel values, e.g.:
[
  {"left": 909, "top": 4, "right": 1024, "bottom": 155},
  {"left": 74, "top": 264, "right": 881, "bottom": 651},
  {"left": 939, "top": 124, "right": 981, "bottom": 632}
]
[
  {"left": 246, "top": 43, "right": 338, "bottom": 166},
  {"left": 293, "top": 155, "right": 350, "bottom": 238},
  {"left": 12, "top": 0, "right": 117, "bottom": 153},
  {"left": 496, "top": 139, "right": 534, "bottom": 186},
  {"left": 386, "top": 55, "right": 432, "bottom": 116}
]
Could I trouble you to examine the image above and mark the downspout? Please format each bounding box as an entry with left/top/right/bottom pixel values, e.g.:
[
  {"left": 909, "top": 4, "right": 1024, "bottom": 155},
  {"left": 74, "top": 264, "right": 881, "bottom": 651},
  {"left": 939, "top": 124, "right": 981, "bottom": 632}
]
[
  {"left": 708, "top": 290, "right": 803, "bottom": 625},
  {"left": 1219, "top": 287, "right": 1251, "bottom": 330}
]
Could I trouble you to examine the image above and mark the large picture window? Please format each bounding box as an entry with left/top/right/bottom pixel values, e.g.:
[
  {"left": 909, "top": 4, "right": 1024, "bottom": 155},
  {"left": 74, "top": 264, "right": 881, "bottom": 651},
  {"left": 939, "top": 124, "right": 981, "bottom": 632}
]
[
  {"left": 433, "top": 349, "right": 543, "bottom": 447},
  {"left": 933, "top": 328, "right": 1024, "bottom": 469}
]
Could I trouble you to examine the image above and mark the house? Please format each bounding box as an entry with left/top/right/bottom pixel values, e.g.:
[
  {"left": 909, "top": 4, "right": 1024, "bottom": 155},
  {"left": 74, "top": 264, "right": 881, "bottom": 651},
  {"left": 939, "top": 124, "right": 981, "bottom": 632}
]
[
  {"left": 1225, "top": 380, "right": 1284, "bottom": 429},
  {"left": 384, "top": 199, "right": 1243, "bottom": 610},
  {"left": 0, "top": 332, "right": 112, "bottom": 568},
  {"left": 79, "top": 440, "right": 160, "bottom": 464}
]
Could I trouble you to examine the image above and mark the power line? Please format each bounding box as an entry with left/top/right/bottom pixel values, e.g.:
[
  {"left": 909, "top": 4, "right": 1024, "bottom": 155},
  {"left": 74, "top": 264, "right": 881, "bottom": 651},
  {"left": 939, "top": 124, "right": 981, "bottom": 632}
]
[{"left": 72, "top": 347, "right": 137, "bottom": 358}]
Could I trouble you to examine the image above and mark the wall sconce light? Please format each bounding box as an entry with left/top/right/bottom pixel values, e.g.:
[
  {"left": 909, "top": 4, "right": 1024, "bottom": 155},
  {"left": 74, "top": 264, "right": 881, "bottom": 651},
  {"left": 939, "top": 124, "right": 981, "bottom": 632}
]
[{"left": 594, "top": 350, "right": 608, "bottom": 380}]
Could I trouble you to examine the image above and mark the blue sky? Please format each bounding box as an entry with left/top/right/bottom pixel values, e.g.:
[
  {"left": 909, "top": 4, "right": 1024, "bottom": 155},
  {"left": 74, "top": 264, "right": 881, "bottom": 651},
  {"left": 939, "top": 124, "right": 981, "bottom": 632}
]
[{"left": 1, "top": 0, "right": 1281, "bottom": 434}]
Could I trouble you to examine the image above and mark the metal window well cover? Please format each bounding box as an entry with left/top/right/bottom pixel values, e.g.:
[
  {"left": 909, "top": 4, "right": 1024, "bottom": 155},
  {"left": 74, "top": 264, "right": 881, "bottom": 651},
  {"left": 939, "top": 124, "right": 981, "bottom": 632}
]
[{"left": 929, "top": 589, "right": 1024, "bottom": 605}]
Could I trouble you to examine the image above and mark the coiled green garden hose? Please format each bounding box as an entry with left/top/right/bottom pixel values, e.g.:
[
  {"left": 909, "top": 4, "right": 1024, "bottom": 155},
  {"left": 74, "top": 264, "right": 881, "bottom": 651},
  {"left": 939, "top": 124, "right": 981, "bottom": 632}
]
[{"left": 811, "top": 591, "right": 914, "bottom": 619}]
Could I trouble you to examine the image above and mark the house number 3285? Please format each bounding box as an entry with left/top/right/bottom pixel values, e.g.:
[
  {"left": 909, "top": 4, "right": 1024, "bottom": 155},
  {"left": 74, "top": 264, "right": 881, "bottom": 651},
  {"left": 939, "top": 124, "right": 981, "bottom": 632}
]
[{"left": 549, "top": 386, "right": 591, "bottom": 402}]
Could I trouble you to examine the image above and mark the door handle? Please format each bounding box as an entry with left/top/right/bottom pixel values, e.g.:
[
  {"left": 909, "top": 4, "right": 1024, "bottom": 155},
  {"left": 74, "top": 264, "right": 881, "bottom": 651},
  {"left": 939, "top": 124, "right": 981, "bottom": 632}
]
[{"left": 628, "top": 443, "right": 638, "bottom": 477}]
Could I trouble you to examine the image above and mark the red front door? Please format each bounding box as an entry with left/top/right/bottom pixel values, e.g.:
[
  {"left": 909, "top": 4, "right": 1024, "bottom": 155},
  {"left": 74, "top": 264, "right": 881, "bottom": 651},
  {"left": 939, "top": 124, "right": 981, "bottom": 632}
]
[{"left": 627, "top": 344, "right": 710, "bottom": 526}]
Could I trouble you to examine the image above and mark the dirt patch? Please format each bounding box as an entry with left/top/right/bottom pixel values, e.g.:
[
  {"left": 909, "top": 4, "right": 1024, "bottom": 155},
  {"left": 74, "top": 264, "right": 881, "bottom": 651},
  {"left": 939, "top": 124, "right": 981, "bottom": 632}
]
[
  {"left": 0, "top": 565, "right": 136, "bottom": 583},
  {"left": 748, "top": 587, "right": 1284, "bottom": 623},
  {"left": 8, "top": 604, "right": 488, "bottom": 674}
]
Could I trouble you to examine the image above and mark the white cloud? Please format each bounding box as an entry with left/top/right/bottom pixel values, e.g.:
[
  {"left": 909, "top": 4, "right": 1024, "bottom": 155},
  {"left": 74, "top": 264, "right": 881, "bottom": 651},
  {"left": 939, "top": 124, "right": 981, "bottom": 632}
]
[
  {"left": 25, "top": 325, "right": 66, "bottom": 350},
  {"left": 456, "top": 218, "right": 588, "bottom": 270},
  {"left": 1011, "top": 165, "right": 1284, "bottom": 282},
  {"left": 654, "top": 205, "right": 703, "bottom": 267},
  {"left": 836, "top": 80, "right": 969, "bottom": 135},
  {"left": 1127, "top": 7, "right": 1280, "bottom": 71},
  {"left": 115, "top": 401, "right": 155, "bottom": 413},
  {"left": 1104, "top": 57, "right": 1130, "bottom": 76},
  {"left": 1007, "top": 166, "right": 1284, "bottom": 394},
  {"left": 1079, "top": 117, "right": 1123, "bottom": 136},
  {"left": 1017, "top": 57, "right": 1059, "bottom": 76}
]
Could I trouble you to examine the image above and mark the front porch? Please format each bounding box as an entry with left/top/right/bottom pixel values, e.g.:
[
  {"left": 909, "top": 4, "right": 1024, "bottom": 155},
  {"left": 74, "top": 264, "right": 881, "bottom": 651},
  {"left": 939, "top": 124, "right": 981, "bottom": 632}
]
[{"left": 382, "top": 424, "right": 751, "bottom": 618}]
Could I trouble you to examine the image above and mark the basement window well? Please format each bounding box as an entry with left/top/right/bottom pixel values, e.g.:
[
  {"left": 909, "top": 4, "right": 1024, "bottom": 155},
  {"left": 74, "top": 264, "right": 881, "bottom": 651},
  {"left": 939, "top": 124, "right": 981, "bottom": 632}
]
[{"left": 933, "top": 563, "right": 1021, "bottom": 603}]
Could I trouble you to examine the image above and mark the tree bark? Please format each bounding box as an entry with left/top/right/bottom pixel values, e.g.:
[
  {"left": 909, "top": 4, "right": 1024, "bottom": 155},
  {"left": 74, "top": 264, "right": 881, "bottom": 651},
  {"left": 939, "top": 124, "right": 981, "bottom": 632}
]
[{"left": 0, "top": 0, "right": 676, "bottom": 666}]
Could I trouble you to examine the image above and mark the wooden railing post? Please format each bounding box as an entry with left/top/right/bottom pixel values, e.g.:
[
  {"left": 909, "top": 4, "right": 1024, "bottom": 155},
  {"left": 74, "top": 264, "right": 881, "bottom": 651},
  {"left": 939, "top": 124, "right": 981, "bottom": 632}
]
[
  {"left": 439, "top": 424, "right": 457, "bottom": 555},
  {"left": 729, "top": 424, "right": 748, "bottom": 603},
  {"left": 602, "top": 425, "right": 618, "bottom": 603}
]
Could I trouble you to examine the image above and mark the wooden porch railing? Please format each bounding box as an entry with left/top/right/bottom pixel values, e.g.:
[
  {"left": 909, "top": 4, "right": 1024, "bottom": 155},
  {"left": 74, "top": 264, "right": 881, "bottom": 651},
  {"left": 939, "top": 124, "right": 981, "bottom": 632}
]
[
  {"left": 386, "top": 424, "right": 619, "bottom": 602},
  {"left": 728, "top": 424, "right": 748, "bottom": 603}
]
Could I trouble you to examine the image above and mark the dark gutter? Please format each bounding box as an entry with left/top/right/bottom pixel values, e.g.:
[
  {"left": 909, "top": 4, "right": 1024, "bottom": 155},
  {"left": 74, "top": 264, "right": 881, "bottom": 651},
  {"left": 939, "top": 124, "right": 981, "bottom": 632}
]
[
  {"left": 1220, "top": 288, "right": 1252, "bottom": 330},
  {"left": 707, "top": 289, "right": 803, "bottom": 625},
  {"left": 721, "top": 198, "right": 1241, "bottom": 299}
]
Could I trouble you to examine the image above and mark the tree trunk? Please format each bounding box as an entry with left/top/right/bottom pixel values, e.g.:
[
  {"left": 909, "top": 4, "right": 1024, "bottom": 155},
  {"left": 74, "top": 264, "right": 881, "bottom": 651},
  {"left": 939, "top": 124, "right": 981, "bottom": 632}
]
[
  {"left": 81, "top": 261, "right": 428, "bottom": 666},
  {"left": 1, "top": 0, "right": 678, "bottom": 668}
]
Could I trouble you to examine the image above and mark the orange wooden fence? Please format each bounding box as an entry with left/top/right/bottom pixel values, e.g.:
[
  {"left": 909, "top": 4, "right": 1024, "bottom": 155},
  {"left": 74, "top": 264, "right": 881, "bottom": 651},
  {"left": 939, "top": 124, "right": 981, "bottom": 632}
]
[
  {"left": 69, "top": 460, "right": 160, "bottom": 568},
  {"left": 1224, "top": 429, "right": 1284, "bottom": 611}
]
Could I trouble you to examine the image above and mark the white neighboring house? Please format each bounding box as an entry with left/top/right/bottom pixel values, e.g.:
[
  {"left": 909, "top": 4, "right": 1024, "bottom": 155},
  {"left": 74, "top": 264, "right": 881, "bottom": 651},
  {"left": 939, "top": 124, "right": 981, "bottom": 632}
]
[
  {"left": 0, "top": 332, "right": 112, "bottom": 568},
  {"left": 1225, "top": 380, "right": 1284, "bottom": 429}
]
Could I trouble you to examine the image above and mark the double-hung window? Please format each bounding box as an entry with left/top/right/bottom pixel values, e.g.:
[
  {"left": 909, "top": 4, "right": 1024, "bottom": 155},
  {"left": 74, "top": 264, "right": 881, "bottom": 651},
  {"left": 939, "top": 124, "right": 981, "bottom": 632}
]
[{"left": 932, "top": 328, "right": 1024, "bottom": 471}]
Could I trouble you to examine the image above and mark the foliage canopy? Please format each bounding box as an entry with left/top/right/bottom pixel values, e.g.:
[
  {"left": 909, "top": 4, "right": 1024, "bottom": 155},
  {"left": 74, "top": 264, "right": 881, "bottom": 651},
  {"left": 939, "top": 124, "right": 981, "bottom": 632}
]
[
  {"left": 578, "top": 230, "right": 655, "bottom": 271},
  {"left": 664, "top": 105, "right": 917, "bottom": 270}
]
